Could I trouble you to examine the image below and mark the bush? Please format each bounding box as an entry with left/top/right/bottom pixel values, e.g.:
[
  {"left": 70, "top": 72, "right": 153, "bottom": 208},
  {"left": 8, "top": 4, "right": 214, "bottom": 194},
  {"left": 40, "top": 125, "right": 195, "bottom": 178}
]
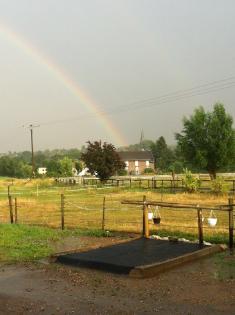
[
  {"left": 211, "top": 177, "right": 229, "bottom": 195},
  {"left": 118, "top": 169, "right": 128, "bottom": 176},
  {"left": 143, "top": 168, "right": 155, "bottom": 174},
  {"left": 182, "top": 168, "right": 201, "bottom": 193},
  {"left": 168, "top": 161, "right": 184, "bottom": 174}
]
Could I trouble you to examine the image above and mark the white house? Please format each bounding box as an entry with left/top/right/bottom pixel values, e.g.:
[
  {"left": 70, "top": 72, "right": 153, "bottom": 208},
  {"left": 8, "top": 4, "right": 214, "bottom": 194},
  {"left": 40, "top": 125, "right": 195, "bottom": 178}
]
[{"left": 38, "top": 167, "right": 47, "bottom": 175}]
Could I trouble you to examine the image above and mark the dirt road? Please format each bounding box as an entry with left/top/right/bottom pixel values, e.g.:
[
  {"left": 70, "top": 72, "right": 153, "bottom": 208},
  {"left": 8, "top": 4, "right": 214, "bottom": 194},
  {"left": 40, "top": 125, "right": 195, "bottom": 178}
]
[{"left": 0, "top": 236, "right": 234, "bottom": 315}]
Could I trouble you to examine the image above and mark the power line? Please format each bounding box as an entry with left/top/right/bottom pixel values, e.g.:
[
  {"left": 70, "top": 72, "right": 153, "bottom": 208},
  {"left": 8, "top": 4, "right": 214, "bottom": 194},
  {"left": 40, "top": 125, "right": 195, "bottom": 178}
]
[
  {"left": 111, "top": 81, "right": 235, "bottom": 115},
  {"left": 112, "top": 75, "right": 235, "bottom": 108},
  {"left": 39, "top": 75, "right": 235, "bottom": 127}
]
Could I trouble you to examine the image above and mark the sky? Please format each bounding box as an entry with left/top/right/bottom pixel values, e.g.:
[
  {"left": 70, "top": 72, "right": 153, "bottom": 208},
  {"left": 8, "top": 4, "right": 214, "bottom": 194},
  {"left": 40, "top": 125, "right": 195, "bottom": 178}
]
[{"left": 0, "top": 0, "right": 235, "bottom": 152}]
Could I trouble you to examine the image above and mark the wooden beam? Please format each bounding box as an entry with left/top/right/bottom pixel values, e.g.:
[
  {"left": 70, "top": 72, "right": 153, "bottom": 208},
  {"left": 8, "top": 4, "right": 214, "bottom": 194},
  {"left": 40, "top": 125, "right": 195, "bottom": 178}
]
[{"left": 129, "top": 245, "right": 223, "bottom": 278}]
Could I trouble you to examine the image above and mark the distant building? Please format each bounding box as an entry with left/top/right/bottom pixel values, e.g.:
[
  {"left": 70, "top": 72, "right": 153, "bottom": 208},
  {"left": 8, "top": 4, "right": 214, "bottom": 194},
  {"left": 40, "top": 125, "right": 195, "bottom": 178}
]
[
  {"left": 38, "top": 167, "right": 47, "bottom": 175},
  {"left": 118, "top": 151, "right": 154, "bottom": 175},
  {"left": 78, "top": 167, "right": 90, "bottom": 176}
]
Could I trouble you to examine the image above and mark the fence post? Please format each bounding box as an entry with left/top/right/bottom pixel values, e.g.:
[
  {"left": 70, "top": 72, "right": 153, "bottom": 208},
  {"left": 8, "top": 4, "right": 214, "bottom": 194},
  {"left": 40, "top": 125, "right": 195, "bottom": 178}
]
[
  {"left": 197, "top": 206, "right": 204, "bottom": 245},
  {"left": 7, "top": 185, "right": 10, "bottom": 197},
  {"left": 161, "top": 180, "right": 164, "bottom": 202},
  {"left": 102, "top": 196, "right": 106, "bottom": 230},
  {"left": 142, "top": 195, "right": 149, "bottom": 238},
  {"left": 142, "top": 195, "right": 146, "bottom": 236},
  {"left": 228, "top": 198, "right": 234, "bottom": 252},
  {"left": 61, "top": 193, "right": 65, "bottom": 230},
  {"left": 8, "top": 195, "right": 14, "bottom": 224},
  {"left": 14, "top": 197, "right": 18, "bottom": 224}
]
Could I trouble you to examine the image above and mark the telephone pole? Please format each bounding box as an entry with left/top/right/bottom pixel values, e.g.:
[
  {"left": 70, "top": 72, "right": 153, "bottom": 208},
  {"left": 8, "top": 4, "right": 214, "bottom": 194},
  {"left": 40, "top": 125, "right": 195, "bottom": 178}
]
[{"left": 23, "top": 124, "right": 40, "bottom": 178}]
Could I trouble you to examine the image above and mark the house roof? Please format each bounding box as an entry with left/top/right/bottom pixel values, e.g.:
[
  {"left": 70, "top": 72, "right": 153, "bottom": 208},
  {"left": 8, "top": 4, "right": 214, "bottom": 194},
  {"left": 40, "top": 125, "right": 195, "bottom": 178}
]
[{"left": 118, "top": 151, "right": 154, "bottom": 161}]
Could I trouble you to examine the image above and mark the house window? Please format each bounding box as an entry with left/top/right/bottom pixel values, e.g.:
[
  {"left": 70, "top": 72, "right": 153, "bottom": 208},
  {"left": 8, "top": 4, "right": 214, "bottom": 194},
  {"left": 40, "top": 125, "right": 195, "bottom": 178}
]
[
  {"left": 125, "top": 161, "right": 129, "bottom": 166},
  {"left": 135, "top": 161, "right": 139, "bottom": 167},
  {"left": 146, "top": 160, "right": 149, "bottom": 167},
  {"left": 135, "top": 166, "right": 139, "bottom": 175}
]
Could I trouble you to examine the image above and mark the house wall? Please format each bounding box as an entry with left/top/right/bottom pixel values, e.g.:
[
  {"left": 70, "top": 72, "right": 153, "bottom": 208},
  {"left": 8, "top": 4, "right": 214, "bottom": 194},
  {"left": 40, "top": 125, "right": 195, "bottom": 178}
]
[{"left": 125, "top": 160, "right": 154, "bottom": 175}]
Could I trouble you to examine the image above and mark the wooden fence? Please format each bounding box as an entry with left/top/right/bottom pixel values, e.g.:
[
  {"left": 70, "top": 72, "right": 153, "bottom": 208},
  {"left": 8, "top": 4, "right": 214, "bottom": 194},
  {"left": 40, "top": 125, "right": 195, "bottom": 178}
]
[
  {"left": 1, "top": 192, "right": 234, "bottom": 250},
  {"left": 122, "top": 197, "right": 234, "bottom": 250},
  {"left": 57, "top": 177, "right": 235, "bottom": 194}
]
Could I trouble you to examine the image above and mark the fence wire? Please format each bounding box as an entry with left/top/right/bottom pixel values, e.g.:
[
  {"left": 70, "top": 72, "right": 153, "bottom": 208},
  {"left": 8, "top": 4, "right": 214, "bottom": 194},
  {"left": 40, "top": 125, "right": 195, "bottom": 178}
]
[{"left": 0, "top": 190, "right": 233, "bottom": 243}]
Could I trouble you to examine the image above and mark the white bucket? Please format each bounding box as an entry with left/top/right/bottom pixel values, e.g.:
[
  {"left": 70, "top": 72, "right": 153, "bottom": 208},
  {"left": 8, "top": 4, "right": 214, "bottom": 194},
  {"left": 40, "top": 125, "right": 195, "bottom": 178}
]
[
  {"left": 207, "top": 217, "right": 217, "bottom": 227},
  {"left": 148, "top": 212, "right": 153, "bottom": 220}
]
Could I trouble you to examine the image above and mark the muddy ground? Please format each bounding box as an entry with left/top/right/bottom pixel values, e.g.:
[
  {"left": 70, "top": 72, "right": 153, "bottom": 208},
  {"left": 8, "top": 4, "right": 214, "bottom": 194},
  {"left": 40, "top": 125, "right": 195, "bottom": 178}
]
[{"left": 0, "top": 236, "right": 234, "bottom": 315}]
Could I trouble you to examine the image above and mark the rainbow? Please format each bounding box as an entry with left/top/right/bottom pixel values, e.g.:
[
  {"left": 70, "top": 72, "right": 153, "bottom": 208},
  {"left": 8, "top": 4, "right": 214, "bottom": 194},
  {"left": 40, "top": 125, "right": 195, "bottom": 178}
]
[{"left": 0, "top": 21, "right": 127, "bottom": 146}]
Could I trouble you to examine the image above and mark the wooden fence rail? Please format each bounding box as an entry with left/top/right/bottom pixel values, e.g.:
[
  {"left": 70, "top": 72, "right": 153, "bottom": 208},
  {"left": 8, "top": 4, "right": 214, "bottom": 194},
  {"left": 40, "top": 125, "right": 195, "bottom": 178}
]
[{"left": 58, "top": 177, "right": 235, "bottom": 194}]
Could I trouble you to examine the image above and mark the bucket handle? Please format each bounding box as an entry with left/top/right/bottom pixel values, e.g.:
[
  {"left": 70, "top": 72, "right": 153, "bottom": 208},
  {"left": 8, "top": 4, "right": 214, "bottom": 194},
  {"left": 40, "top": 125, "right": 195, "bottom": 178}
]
[{"left": 209, "top": 209, "right": 217, "bottom": 219}]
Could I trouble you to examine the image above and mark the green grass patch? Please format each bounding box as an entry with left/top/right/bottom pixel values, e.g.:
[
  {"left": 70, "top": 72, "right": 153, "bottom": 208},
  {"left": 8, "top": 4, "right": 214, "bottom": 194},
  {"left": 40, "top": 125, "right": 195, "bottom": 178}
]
[
  {"left": 0, "top": 224, "right": 62, "bottom": 262},
  {"left": 213, "top": 252, "right": 235, "bottom": 280},
  {"left": 0, "top": 224, "right": 115, "bottom": 263}
]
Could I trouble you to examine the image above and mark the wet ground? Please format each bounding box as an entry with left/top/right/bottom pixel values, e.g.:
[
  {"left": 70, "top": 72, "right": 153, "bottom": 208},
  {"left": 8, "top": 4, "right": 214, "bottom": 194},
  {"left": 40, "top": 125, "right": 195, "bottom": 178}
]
[{"left": 0, "top": 236, "right": 234, "bottom": 314}]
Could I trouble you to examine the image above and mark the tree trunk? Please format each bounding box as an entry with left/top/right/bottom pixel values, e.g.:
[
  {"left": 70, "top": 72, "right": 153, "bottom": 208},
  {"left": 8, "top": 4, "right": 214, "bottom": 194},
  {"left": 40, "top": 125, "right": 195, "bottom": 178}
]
[{"left": 208, "top": 170, "right": 216, "bottom": 179}]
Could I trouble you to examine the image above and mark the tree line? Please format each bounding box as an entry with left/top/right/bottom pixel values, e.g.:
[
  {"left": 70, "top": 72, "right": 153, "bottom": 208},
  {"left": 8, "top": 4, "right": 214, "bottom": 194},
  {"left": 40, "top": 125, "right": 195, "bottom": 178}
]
[{"left": 0, "top": 149, "right": 82, "bottom": 178}]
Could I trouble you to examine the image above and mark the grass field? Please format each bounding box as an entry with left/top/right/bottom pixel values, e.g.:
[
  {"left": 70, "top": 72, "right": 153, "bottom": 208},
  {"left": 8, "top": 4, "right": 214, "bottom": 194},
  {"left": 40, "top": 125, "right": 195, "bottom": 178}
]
[{"left": 0, "top": 178, "right": 233, "bottom": 245}]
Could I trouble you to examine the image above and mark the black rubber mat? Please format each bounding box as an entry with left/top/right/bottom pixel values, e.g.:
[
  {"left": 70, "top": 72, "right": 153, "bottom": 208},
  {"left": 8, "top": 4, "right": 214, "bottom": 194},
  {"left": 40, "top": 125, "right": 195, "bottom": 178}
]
[{"left": 57, "top": 238, "right": 206, "bottom": 274}]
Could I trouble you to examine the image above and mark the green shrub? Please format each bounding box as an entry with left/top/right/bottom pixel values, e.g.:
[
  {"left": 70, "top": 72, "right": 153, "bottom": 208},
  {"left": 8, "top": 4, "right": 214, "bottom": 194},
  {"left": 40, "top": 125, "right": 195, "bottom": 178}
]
[
  {"left": 118, "top": 169, "right": 128, "bottom": 176},
  {"left": 182, "top": 168, "right": 201, "bottom": 193},
  {"left": 211, "top": 177, "right": 229, "bottom": 195},
  {"left": 143, "top": 168, "right": 154, "bottom": 174},
  {"left": 168, "top": 161, "right": 184, "bottom": 173}
]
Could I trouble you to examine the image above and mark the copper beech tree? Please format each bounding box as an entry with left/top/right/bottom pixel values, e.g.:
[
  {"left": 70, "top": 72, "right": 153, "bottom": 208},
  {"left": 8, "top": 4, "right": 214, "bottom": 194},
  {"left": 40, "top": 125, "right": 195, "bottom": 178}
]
[{"left": 81, "top": 141, "right": 125, "bottom": 182}]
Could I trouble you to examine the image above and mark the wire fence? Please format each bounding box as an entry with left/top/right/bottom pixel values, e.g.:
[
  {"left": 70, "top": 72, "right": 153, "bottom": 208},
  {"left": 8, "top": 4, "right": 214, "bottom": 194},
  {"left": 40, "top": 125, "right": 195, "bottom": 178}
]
[{"left": 0, "top": 191, "right": 234, "bottom": 249}]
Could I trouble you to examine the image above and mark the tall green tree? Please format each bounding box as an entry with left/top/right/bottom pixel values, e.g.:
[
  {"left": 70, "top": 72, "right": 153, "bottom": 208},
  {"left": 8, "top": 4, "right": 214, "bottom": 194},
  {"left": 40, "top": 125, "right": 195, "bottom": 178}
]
[
  {"left": 58, "top": 157, "right": 73, "bottom": 177},
  {"left": 45, "top": 159, "right": 60, "bottom": 177},
  {"left": 45, "top": 157, "right": 73, "bottom": 177},
  {"left": 81, "top": 141, "right": 125, "bottom": 181},
  {"left": 151, "top": 136, "right": 175, "bottom": 172},
  {"left": 176, "top": 103, "right": 235, "bottom": 178}
]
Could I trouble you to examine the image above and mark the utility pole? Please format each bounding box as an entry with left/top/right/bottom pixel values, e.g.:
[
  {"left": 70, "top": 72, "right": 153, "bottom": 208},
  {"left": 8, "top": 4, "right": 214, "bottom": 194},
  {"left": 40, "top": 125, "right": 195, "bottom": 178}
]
[{"left": 23, "top": 124, "right": 40, "bottom": 178}]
